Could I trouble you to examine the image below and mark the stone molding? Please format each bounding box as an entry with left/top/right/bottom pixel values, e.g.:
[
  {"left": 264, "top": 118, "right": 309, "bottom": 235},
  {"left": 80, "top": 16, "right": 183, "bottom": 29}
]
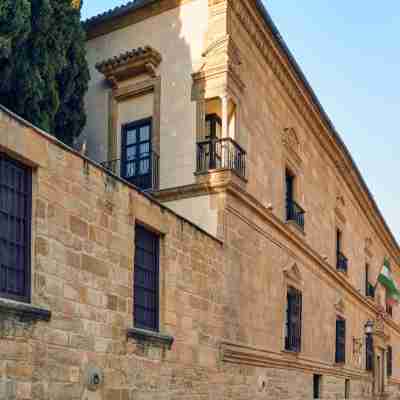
[
  {"left": 221, "top": 340, "right": 373, "bottom": 381},
  {"left": 0, "top": 298, "right": 51, "bottom": 323},
  {"left": 230, "top": 0, "right": 400, "bottom": 268},
  {"left": 127, "top": 327, "right": 174, "bottom": 349},
  {"left": 85, "top": 0, "right": 195, "bottom": 40},
  {"left": 96, "top": 46, "right": 162, "bottom": 89}
]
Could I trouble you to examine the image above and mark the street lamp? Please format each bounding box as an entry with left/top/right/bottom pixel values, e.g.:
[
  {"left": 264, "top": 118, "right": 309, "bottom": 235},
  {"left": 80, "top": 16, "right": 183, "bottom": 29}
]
[{"left": 365, "top": 320, "right": 374, "bottom": 335}]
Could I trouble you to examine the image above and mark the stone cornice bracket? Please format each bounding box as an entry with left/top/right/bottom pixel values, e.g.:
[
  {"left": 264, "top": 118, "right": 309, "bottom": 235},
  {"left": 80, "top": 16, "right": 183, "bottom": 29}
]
[{"left": 96, "top": 46, "right": 162, "bottom": 89}]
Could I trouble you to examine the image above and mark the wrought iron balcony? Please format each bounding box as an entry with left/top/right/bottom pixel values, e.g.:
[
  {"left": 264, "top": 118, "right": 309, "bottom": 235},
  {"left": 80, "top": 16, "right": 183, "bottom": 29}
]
[
  {"left": 366, "top": 283, "right": 375, "bottom": 299},
  {"left": 196, "top": 138, "right": 246, "bottom": 179},
  {"left": 336, "top": 252, "right": 348, "bottom": 273},
  {"left": 101, "top": 151, "right": 159, "bottom": 191},
  {"left": 286, "top": 200, "right": 305, "bottom": 230}
]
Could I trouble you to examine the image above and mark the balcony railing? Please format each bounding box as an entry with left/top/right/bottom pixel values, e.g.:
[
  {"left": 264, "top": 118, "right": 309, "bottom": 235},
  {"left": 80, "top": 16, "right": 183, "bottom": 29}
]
[
  {"left": 101, "top": 151, "right": 160, "bottom": 191},
  {"left": 286, "top": 200, "right": 305, "bottom": 230},
  {"left": 196, "top": 138, "right": 246, "bottom": 179},
  {"left": 336, "top": 252, "right": 348, "bottom": 273},
  {"left": 366, "top": 283, "right": 375, "bottom": 299}
]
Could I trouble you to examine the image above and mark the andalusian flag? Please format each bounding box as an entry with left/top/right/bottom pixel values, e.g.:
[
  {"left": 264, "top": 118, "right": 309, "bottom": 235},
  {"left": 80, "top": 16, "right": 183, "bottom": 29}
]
[{"left": 378, "top": 259, "right": 400, "bottom": 306}]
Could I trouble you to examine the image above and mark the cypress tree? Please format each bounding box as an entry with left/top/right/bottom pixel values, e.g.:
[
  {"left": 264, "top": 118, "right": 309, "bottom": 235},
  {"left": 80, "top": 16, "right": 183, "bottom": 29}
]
[{"left": 0, "top": 0, "right": 89, "bottom": 146}]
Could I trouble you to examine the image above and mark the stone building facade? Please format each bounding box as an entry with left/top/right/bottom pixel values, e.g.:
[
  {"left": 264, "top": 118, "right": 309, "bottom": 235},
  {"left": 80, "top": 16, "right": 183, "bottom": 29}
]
[{"left": 0, "top": 0, "right": 399, "bottom": 399}]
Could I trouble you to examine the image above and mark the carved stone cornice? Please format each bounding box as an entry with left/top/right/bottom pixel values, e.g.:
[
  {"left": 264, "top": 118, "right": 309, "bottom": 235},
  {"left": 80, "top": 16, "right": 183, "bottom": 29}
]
[
  {"left": 96, "top": 46, "right": 162, "bottom": 88},
  {"left": 221, "top": 341, "right": 372, "bottom": 381},
  {"left": 229, "top": 0, "right": 400, "bottom": 266}
]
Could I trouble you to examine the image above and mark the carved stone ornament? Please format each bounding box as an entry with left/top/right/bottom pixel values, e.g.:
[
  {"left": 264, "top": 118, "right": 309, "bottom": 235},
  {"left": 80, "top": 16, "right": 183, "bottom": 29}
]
[
  {"left": 96, "top": 46, "right": 162, "bottom": 88},
  {"left": 283, "top": 263, "right": 303, "bottom": 286},
  {"left": 282, "top": 127, "right": 302, "bottom": 166},
  {"left": 335, "top": 298, "right": 346, "bottom": 315}
]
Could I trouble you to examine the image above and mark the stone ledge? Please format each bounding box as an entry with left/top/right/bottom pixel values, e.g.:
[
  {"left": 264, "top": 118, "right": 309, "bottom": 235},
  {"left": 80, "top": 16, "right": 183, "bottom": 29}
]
[
  {"left": 0, "top": 298, "right": 51, "bottom": 322},
  {"left": 127, "top": 327, "right": 174, "bottom": 349}
]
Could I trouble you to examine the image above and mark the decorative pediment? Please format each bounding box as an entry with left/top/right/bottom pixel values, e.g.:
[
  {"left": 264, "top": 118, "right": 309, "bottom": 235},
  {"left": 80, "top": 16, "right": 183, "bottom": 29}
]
[
  {"left": 283, "top": 263, "right": 303, "bottom": 286},
  {"left": 282, "top": 128, "right": 302, "bottom": 166},
  {"left": 96, "top": 46, "right": 162, "bottom": 88},
  {"left": 335, "top": 298, "right": 346, "bottom": 315},
  {"left": 365, "top": 237, "right": 373, "bottom": 258},
  {"left": 334, "top": 192, "right": 346, "bottom": 224}
]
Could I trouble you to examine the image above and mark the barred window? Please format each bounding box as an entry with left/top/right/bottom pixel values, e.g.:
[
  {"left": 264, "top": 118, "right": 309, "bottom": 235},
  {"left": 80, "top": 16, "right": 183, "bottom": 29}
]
[
  {"left": 335, "top": 317, "right": 346, "bottom": 364},
  {"left": 387, "top": 346, "right": 393, "bottom": 377},
  {"left": 134, "top": 225, "right": 159, "bottom": 331},
  {"left": 366, "top": 334, "right": 374, "bottom": 371},
  {"left": 0, "top": 153, "right": 32, "bottom": 302},
  {"left": 285, "top": 286, "right": 302, "bottom": 352}
]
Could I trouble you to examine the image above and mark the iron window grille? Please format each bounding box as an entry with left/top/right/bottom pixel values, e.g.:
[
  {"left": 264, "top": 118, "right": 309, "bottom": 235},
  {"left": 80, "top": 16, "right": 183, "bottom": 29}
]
[
  {"left": 0, "top": 153, "right": 32, "bottom": 303},
  {"left": 134, "top": 225, "right": 160, "bottom": 332},
  {"left": 285, "top": 286, "right": 302, "bottom": 353},
  {"left": 335, "top": 317, "right": 346, "bottom": 364},
  {"left": 366, "top": 334, "right": 374, "bottom": 371},
  {"left": 387, "top": 345, "right": 393, "bottom": 377},
  {"left": 285, "top": 170, "right": 305, "bottom": 230}
]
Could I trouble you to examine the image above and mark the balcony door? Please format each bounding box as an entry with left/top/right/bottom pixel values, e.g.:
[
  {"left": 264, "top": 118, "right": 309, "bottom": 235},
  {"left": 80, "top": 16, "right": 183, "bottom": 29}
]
[{"left": 121, "top": 118, "right": 152, "bottom": 190}]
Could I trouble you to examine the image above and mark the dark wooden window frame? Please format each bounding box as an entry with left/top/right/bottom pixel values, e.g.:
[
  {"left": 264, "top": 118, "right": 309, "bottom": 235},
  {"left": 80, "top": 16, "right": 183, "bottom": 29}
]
[
  {"left": 121, "top": 118, "right": 153, "bottom": 190},
  {"left": 387, "top": 345, "right": 393, "bottom": 377},
  {"left": 366, "top": 334, "right": 374, "bottom": 371},
  {"left": 345, "top": 379, "right": 350, "bottom": 399},
  {"left": 0, "top": 153, "right": 32, "bottom": 303},
  {"left": 313, "top": 374, "right": 322, "bottom": 399},
  {"left": 285, "top": 286, "right": 302, "bottom": 353},
  {"left": 335, "top": 316, "right": 346, "bottom": 364},
  {"left": 134, "top": 225, "right": 160, "bottom": 332}
]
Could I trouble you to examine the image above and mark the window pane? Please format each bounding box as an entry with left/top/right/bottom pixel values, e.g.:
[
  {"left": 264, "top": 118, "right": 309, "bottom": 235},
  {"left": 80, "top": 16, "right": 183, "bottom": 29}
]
[
  {"left": 134, "top": 226, "right": 159, "bottom": 331},
  {"left": 126, "top": 146, "right": 136, "bottom": 161},
  {"left": 139, "top": 125, "right": 150, "bottom": 142},
  {"left": 126, "top": 129, "right": 136, "bottom": 145},
  {"left": 0, "top": 153, "right": 31, "bottom": 302},
  {"left": 125, "top": 162, "right": 136, "bottom": 178},
  {"left": 139, "top": 143, "right": 150, "bottom": 157},
  {"left": 139, "top": 159, "right": 150, "bottom": 175}
]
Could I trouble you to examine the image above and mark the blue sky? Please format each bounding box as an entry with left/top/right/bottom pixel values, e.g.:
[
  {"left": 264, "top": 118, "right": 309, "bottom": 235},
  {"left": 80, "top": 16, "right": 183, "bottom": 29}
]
[{"left": 82, "top": 1, "right": 400, "bottom": 241}]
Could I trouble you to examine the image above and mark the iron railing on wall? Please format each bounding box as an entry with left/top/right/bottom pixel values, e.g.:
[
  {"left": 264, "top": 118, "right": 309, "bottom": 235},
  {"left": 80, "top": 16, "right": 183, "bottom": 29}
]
[
  {"left": 336, "top": 252, "right": 348, "bottom": 273},
  {"left": 196, "top": 138, "right": 246, "bottom": 179},
  {"left": 101, "top": 151, "right": 160, "bottom": 191},
  {"left": 286, "top": 200, "right": 305, "bottom": 231}
]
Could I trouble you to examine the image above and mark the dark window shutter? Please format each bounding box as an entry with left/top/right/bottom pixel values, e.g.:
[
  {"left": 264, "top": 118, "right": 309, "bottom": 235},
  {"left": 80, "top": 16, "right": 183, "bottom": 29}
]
[
  {"left": 387, "top": 346, "right": 393, "bottom": 377},
  {"left": 285, "top": 287, "right": 302, "bottom": 352},
  {"left": 0, "top": 153, "right": 32, "bottom": 302},
  {"left": 335, "top": 318, "right": 346, "bottom": 363},
  {"left": 134, "top": 225, "right": 159, "bottom": 331},
  {"left": 366, "top": 335, "right": 374, "bottom": 371}
]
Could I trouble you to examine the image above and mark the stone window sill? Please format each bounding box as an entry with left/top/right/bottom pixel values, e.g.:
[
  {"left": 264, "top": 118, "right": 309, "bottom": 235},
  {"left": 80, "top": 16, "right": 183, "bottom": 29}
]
[
  {"left": 0, "top": 298, "right": 51, "bottom": 322},
  {"left": 127, "top": 327, "right": 174, "bottom": 349},
  {"left": 282, "top": 349, "right": 301, "bottom": 357}
]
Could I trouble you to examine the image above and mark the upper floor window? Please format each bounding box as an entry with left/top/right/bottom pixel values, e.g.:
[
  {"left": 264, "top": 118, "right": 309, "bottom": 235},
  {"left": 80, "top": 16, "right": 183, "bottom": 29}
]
[
  {"left": 121, "top": 118, "right": 159, "bottom": 191},
  {"left": 336, "top": 229, "right": 348, "bottom": 273},
  {"left": 285, "top": 286, "right": 302, "bottom": 352},
  {"left": 313, "top": 374, "right": 322, "bottom": 399},
  {"left": 386, "top": 289, "right": 393, "bottom": 317},
  {"left": 134, "top": 225, "right": 160, "bottom": 332},
  {"left": 387, "top": 345, "right": 393, "bottom": 377},
  {"left": 365, "top": 264, "right": 375, "bottom": 298},
  {"left": 0, "top": 153, "right": 32, "bottom": 303},
  {"left": 285, "top": 169, "right": 305, "bottom": 230},
  {"left": 335, "top": 316, "right": 346, "bottom": 364},
  {"left": 366, "top": 334, "right": 374, "bottom": 371},
  {"left": 205, "top": 114, "right": 222, "bottom": 140}
]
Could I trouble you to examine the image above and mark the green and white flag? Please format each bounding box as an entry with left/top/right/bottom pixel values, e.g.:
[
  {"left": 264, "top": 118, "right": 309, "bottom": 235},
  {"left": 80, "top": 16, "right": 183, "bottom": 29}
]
[{"left": 378, "top": 258, "right": 400, "bottom": 306}]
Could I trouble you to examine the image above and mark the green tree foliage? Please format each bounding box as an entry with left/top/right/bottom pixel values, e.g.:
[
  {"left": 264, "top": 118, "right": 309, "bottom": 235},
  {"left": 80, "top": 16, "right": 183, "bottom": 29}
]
[{"left": 0, "top": 0, "right": 89, "bottom": 146}]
